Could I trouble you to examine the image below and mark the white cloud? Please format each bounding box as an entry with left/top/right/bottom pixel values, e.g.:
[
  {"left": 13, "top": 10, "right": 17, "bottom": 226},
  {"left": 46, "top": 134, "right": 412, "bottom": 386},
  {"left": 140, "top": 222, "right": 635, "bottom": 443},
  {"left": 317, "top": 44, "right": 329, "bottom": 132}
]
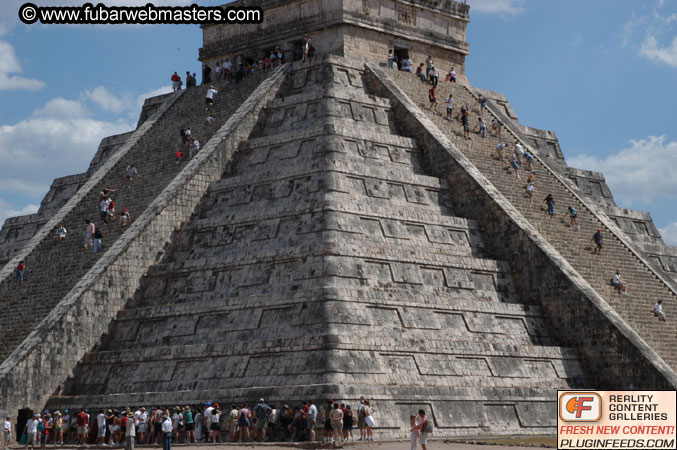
[
  {"left": 0, "top": 83, "right": 174, "bottom": 225},
  {"left": 0, "top": 115, "right": 133, "bottom": 196},
  {"left": 0, "top": 41, "right": 45, "bottom": 91},
  {"left": 658, "top": 222, "right": 677, "bottom": 246},
  {"left": 83, "top": 86, "right": 132, "bottom": 114},
  {"left": 0, "top": 199, "right": 39, "bottom": 226},
  {"left": 466, "top": 0, "right": 526, "bottom": 15},
  {"left": 640, "top": 35, "right": 677, "bottom": 67},
  {"left": 33, "top": 97, "right": 91, "bottom": 118},
  {"left": 136, "top": 86, "right": 173, "bottom": 109},
  {"left": 0, "top": 89, "right": 134, "bottom": 221},
  {"left": 568, "top": 136, "right": 677, "bottom": 206},
  {"left": 623, "top": 3, "right": 677, "bottom": 68}
]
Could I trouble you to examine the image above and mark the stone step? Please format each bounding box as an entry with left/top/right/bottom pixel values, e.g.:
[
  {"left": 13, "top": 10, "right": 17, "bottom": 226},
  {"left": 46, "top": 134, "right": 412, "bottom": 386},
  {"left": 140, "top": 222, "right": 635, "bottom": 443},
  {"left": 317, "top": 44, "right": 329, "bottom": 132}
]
[
  {"left": 0, "top": 72, "right": 273, "bottom": 363},
  {"left": 384, "top": 68, "right": 677, "bottom": 368}
]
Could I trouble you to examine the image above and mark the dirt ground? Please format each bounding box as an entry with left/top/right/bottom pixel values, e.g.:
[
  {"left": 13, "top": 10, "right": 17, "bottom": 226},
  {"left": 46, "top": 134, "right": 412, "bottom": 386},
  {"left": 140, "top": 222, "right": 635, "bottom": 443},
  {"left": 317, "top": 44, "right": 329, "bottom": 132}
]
[
  {"left": 10, "top": 436, "right": 556, "bottom": 450},
  {"left": 141, "top": 439, "right": 555, "bottom": 450}
]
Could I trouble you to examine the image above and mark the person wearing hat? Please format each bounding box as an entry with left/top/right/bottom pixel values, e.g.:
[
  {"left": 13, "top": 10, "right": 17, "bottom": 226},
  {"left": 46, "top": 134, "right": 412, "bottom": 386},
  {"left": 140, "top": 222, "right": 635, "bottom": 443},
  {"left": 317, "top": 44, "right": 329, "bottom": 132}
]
[
  {"left": 23, "top": 414, "right": 40, "bottom": 450},
  {"left": 183, "top": 407, "right": 195, "bottom": 444},
  {"left": 227, "top": 405, "right": 239, "bottom": 442},
  {"left": 53, "top": 411, "right": 63, "bottom": 445},
  {"left": 357, "top": 397, "right": 367, "bottom": 440},
  {"left": 161, "top": 414, "right": 173, "bottom": 450},
  {"left": 203, "top": 403, "right": 214, "bottom": 442},
  {"left": 253, "top": 399, "right": 271, "bottom": 442},
  {"left": 124, "top": 412, "right": 135, "bottom": 450}
]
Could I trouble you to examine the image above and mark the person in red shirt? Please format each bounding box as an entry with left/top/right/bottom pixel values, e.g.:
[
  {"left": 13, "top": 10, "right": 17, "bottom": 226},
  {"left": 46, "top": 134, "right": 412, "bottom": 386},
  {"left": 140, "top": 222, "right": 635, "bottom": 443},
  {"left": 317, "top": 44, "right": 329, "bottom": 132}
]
[
  {"left": 171, "top": 72, "right": 181, "bottom": 91},
  {"left": 15, "top": 261, "right": 26, "bottom": 285},
  {"left": 428, "top": 87, "right": 438, "bottom": 112},
  {"left": 175, "top": 150, "right": 183, "bottom": 165},
  {"left": 107, "top": 199, "right": 116, "bottom": 222},
  {"left": 76, "top": 409, "right": 89, "bottom": 445}
]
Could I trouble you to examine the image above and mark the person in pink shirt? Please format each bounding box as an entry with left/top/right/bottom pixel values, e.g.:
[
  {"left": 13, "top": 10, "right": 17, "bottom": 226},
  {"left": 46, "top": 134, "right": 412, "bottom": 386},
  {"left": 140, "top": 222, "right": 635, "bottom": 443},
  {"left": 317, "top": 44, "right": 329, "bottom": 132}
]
[{"left": 83, "top": 219, "right": 95, "bottom": 249}]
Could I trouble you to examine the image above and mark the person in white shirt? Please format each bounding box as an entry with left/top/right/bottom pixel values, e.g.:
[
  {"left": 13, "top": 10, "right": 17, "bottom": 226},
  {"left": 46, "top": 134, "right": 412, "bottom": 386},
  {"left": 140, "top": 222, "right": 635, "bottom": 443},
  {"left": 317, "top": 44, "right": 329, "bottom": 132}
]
[
  {"left": 205, "top": 116, "right": 215, "bottom": 126},
  {"left": 444, "top": 95, "right": 454, "bottom": 120},
  {"left": 124, "top": 414, "right": 135, "bottom": 450},
  {"left": 161, "top": 416, "right": 173, "bottom": 450},
  {"left": 514, "top": 142, "right": 524, "bottom": 163},
  {"left": 653, "top": 300, "right": 666, "bottom": 321},
  {"left": 448, "top": 67, "right": 457, "bottom": 83},
  {"left": 100, "top": 198, "right": 111, "bottom": 223},
  {"left": 137, "top": 408, "right": 148, "bottom": 444},
  {"left": 55, "top": 224, "right": 67, "bottom": 243},
  {"left": 307, "top": 401, "right": 318, "bottom": 442},
  {"left": 223, "top": 59, "right": 232, "bottom": 80},
  {"left": 24, "top": 414, "right": 39, "bottom": 449},
  {"left": 402, "top": 58, "right": 413, "bottom": 73},
  {"left": 189, "top": 138, "right": 200, "bottom": 159},
  {"left": 205, "top": 86, "right": 218, "bottom": 111},
  {"left": 612, "top": 270, "right": 628, "bottom": 295},
  {"left": 4, "top": 416, "right": 12, "bottom": 449},
  {"left": 97, "top": 411, "right": 106, "bottom": 444},
  {"left": 203, "top": 404, "right": 213, "bottom": 442}
]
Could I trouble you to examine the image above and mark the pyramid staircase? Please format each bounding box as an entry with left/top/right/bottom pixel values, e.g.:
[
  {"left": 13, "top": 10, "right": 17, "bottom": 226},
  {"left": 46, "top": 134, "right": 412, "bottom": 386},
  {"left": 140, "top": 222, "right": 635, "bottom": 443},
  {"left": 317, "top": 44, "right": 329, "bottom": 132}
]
[{"left": 46, "top": 56, "right": 592, "bottom": 437}]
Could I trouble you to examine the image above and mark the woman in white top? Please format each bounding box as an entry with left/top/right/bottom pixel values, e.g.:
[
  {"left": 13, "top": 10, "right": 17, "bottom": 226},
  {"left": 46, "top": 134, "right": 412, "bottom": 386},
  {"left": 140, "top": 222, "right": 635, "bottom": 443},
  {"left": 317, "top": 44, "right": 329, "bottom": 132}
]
[
  {"left": 363, "top": 400, "right": 376, "bottom": 441},
  {"left": 209, "top": 409, "right": 221, "bottom": 443}
]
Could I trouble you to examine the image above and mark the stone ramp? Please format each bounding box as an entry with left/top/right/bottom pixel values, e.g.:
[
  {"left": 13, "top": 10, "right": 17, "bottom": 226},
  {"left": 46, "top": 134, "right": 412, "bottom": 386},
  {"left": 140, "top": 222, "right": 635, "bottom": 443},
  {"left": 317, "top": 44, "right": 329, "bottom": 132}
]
[
  {"left": 367, "top": 64, "right": 677, "bottom": 387},
  {"left": 0, "top": 67, "right": 288, "bottom": 420},
  {"left": 47, "top": 56, "right": 590, "bottom": 437},
  {"left": 0, "top": 73, "right": 272, "bottom": 365}
]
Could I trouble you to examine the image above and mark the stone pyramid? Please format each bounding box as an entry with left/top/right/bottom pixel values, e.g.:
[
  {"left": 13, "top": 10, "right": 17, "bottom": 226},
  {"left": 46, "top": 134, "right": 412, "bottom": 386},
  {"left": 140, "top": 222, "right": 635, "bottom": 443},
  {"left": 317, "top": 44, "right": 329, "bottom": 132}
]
[
  {"left": 1, "top": 0, "right": 676, "bottom": 439},
  {"left": 42, "top": 56, "right": 590, "bottom": 435}
]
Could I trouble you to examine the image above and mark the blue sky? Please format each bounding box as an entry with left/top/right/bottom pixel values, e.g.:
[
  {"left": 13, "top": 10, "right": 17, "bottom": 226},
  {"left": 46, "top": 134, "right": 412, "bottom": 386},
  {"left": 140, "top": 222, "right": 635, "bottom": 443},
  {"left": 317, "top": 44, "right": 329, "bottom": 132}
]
[{"left": 0, "top": 0, "right": 676, "bottom": 244}]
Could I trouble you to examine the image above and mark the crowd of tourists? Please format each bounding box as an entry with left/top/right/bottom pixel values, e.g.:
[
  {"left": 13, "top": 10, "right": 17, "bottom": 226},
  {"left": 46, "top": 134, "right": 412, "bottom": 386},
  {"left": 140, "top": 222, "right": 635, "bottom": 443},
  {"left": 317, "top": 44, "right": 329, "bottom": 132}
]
[
  {"left": 13, "top": 397, "right": 385, "bottom": 449},
  {"left": 388, "top": 50, "right": 669, "bottom": 323},
  {"left": 170, "top": 36, "right": 315, "bottom": 92}
]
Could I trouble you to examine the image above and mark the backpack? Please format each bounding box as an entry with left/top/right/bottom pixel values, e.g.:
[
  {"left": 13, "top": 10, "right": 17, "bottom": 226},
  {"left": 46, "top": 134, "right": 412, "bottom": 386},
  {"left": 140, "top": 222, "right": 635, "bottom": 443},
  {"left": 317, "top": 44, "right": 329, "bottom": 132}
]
[
  {"left": 423, "top": 418, "right": 433, "bottom": 433},
  {"left": 37, "top": 419, "right": 45, "bottom": 432}
]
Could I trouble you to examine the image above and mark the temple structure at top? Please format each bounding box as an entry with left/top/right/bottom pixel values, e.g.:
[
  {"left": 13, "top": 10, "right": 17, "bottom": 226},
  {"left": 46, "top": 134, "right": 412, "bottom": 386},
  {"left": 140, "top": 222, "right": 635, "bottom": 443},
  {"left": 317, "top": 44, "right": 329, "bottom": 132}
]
[{"left": 200, "top": 0, "right": 470, "bottom": 74}]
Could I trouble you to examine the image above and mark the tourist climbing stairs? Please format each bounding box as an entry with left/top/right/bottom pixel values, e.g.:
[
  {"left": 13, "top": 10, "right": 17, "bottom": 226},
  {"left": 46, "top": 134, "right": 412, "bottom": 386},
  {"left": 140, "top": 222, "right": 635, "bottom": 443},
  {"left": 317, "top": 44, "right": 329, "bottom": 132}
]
[
  {"left": 0, "top": 72, "right": 272, "bottom": 364},
  {"left": 384, "top": 68, "right": 677, "bottom": 369}
]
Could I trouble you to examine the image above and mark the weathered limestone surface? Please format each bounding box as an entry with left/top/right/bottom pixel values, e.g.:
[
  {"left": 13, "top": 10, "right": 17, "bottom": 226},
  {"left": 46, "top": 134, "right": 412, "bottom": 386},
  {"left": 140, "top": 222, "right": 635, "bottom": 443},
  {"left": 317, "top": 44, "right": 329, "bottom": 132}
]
[
  {"left": 471, "top": 87, "right": 677, "bottom": 292},
  {"left": 200, "top": 0, "right": 469, "bottom": 75},
  {"left": 0, "top": 133, "right": 132, "bottom": 266},
  {"left": 44, "top": 57, "right": 592, "bottom": 438},
  {"left": 369, "top": 64, "right": 677, "bottom": 386},
  {"left": 0, "top": 67, "right": 287, "bottom": 421},
  {"left": 1, "top": 0, "right": 675, "bottom": 440}
]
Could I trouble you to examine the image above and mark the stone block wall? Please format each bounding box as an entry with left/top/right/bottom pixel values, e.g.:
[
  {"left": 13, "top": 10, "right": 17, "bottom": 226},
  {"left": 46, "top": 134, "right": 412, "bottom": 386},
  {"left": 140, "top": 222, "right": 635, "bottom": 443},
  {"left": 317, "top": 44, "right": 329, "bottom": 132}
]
[
  {"left": 0, "top": 66, "right": 288, "bottom": 421},
  {"left": 200, "top": 0, "right": 469, "bottom": 74},
  {"left": 469, "top": 85, "right": 677, "bottom": 293},
  {"left": 364, "top": 63, "right": 677, "bottom": 389},
  {"left": 46, "top": 56, "right": 586, "bottom": 438}
]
